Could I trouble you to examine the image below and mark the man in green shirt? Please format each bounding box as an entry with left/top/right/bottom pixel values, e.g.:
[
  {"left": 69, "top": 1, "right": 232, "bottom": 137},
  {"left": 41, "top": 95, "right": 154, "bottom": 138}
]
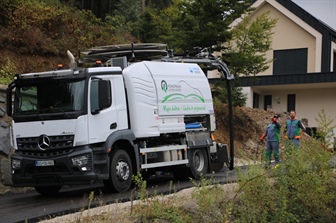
[
  {"left": 284, "top": 110, "right": 306, "bottom": 147},
  {"left": 260, "top": 114, "right": 281, "bottom": 168}
]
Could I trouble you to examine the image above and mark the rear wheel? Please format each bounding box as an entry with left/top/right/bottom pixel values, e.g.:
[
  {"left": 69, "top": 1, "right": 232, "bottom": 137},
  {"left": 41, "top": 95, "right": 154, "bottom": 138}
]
[
  {"left": 104, "top": 149, "right": 133, "bottom": 193},
  {"left": 189, "top": 148, "right": 208, "bottom": 179},
  {"left": 173, "top": 148, "right": 208, "bottom": 181},
  {"left": 34, "top": 185, "right": 62, "bottom": 196}
]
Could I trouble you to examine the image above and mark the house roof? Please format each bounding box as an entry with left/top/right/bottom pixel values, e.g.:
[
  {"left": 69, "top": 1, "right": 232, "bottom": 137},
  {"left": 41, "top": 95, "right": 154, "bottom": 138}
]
[
  {"left": 249, "top": 0, "right": 336, "bottom": 73},
  {"left": 250, "top": 0, "right": 336, "bottom": 34},
  {"left": 236, "top": 71, "right": 336, "bottom": 88},
  {"left": 208, "top": 71, "right": 336, "bottom": 88},
  {"left": 276, "top": 0, "right": 336, "bottom": 37},
  {"left": 226, "top": 0, "right": 336, "bottom": 87}
]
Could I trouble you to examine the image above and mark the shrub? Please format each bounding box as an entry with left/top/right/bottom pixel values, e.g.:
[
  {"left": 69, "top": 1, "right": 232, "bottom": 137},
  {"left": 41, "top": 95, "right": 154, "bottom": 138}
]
[
  {"left": 0, "top": 58, "right": 16, "bottom": 85},
  {"left": 228, "top": 111, "right": 336, "bottom": 222}
]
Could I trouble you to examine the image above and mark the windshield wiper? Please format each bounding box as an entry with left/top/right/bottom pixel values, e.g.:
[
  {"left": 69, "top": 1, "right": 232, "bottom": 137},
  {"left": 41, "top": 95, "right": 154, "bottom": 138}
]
[
  {"left": 17, "top": 110, "right": 44, "bottom": 120},
  {"left": 35, "top": 111, "right": 43, "bottom": 120},
  {"left": 40, "top": 107, "right": 71, "bottom": 118}
]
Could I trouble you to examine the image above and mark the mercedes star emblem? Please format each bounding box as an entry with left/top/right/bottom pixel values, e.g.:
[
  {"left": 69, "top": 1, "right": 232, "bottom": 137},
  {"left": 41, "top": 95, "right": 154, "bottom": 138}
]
[{"left": 37, "top": 135, "right": 51, "bottom": 150}]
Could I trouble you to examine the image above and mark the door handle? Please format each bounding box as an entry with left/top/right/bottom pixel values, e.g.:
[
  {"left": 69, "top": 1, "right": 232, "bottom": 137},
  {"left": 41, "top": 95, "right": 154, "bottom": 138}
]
[{"left": 110, "top": 122, "right": 117, "bottom": 129}]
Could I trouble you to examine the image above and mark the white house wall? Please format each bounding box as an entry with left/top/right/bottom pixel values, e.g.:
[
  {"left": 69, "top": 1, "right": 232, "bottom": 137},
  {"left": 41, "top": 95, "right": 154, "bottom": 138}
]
[
  {"left": 242, "top": 87, "right": 253, "bottom": 107},
  {"left": 332, "top": 41, "right": 336, "bottom": 72},
  {"left": 254, "top": 87, "right": 336, "bottom": 127},
  {"left": 298, "top": 88, "right": 336, "bottom": 127}
]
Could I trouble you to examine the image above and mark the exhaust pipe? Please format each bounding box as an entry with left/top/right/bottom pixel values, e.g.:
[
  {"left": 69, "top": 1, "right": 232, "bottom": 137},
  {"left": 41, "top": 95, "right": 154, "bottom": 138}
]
[{"left": 67, "top": 50, "right": 77, "bottom": 69}]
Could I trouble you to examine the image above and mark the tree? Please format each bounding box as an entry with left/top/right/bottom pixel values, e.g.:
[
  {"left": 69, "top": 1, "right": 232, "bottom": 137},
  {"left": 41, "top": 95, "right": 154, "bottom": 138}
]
[
  {"left": 224, "top": 11, "right": 277, "bottom": 77},
  {"left": 130, "top": 1, "right": 276, "bottom": 105},
  {"left": 212, "top": 11, "right": 277, "bottom": 105},
  {"left": 132, "top": 8, "right": 172, "bottom": 43},
  {"left": 0, "top": 0, "right": 19, "bottom": 26},
  {"left": 105, "top": 0, "right": 143, "bottom": 36},
  {"left": 136, "top": 0, "right": 252, "bottom": 51}
]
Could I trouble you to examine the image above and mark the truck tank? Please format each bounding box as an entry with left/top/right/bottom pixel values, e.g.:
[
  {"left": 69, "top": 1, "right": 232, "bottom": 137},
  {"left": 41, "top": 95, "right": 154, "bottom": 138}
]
[{"left": 122, "top": 61, "right": 214, "bottom": 138}]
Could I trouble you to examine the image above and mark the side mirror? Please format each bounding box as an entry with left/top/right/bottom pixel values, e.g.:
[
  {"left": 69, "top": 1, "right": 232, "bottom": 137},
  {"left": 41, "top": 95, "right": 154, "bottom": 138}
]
[{"left": 6, "top": 81, "right": 16, "bottom": 117}]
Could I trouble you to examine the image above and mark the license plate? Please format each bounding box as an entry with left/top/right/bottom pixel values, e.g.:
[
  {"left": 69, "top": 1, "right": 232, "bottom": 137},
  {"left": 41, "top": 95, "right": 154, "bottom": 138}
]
[
  {"left": 35, "top": 160, "right": 55, "bottom": 167},
  {"left": 147, "top": 152, "right": 158, "bottom": 159}
]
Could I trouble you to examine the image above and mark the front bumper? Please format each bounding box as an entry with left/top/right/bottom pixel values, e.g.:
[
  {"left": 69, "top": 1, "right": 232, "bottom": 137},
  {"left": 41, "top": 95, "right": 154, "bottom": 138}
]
[{"left": 11, "top": 146, "right": 98, "bottom": 187}]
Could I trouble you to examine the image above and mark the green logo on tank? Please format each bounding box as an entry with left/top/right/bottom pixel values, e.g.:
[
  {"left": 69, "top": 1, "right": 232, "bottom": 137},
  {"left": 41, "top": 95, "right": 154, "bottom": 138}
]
[
  {"left": 161, "top": 80, "right": 205, "bottom": 103},
  {"left": 161, "top": 80, "right": 167, "bottom": 92}
]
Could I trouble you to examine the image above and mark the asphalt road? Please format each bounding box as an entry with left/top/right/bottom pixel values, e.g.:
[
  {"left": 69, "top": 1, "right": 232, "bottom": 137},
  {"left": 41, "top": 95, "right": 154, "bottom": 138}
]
[{"left": 0, "top": 165, "right": 244, "bottom": 223}]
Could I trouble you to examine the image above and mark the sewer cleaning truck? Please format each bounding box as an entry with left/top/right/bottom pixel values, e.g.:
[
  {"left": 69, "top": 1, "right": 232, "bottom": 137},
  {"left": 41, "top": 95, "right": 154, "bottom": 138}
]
[{"left": 6, "top": 43, "right": 233, "bottom": 195}]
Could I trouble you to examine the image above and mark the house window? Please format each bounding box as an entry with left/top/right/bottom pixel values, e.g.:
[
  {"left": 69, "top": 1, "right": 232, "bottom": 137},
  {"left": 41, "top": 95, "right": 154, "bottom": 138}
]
[
  {"left": 264, "top": 95, "right": 272, "bottom": 110},
  {"left": 253, "top": 93, "right": 260, "bottom": 108},
  {"left": 273, "top": 48, "right": 308, "bottom": 75},
  {"left": 287, "top": 94, "right": 296, "bottom": 112}
]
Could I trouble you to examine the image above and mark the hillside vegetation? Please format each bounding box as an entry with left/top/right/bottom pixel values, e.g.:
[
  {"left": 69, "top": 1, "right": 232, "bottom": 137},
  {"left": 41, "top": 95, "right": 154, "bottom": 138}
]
[{"left": 0, "top": 0, "right": 136, "bottom": 82}]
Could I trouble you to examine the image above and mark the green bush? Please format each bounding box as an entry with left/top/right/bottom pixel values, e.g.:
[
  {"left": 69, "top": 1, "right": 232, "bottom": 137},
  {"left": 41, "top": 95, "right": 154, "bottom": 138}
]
[
  {"left": 229, "top": 112, "right": 336, "bottom": 223},
  {"left": 0, "top": 58, "right": 16, "bottom": 85}
]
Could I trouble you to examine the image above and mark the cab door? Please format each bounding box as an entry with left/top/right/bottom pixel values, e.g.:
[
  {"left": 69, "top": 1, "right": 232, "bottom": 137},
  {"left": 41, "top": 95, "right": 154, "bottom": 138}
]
[{"left": 87, "top": 76, "right": 118, "bottom": 144}]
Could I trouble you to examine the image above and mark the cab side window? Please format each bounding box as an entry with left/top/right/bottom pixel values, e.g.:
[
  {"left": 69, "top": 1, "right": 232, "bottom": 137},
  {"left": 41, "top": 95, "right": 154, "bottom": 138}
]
[
  {"left": 90, "top": 79, "right": 112, "bottom": 114},
  {"left": 90, "top": 81, "right": 99, "bottom": 113}
]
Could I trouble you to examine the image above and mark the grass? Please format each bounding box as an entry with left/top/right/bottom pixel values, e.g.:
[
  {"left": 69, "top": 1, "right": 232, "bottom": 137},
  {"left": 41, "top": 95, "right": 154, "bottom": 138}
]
[
  {"left": 39, "top": 144, "right": 336, "bottom": 223},
  {"left": 40, "top": 110, "right": 336, "bottom": 223},
  {"left": 39, "top": 150, "right": 336, "bottom": 223}
]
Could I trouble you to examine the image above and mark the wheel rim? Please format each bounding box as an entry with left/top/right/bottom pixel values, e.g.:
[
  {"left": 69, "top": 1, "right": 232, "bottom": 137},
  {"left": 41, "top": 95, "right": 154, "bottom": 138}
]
[
  {"left": 115, "top": 160, "right": 130, "bottom": 181},
  {"left": 193, "top": 150, "right": 205, "bottom": 171}
]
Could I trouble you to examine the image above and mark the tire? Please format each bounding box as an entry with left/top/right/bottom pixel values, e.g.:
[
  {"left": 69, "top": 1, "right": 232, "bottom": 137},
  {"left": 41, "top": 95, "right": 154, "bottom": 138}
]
[
  {"left": 173, "top": 148, "right": 209, "bottom": 181},
  {"left": 189, "top": 148, "right": 208, "bottom": 179},
  {"left": 104, "top": 149, "right": 133, "bottom": 193},
  {"left": 34, "top": 185, "right": 62, "bottom": 196}
]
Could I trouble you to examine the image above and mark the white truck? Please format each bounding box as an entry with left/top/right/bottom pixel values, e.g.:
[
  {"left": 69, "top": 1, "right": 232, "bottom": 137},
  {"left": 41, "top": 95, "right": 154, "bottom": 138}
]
[{"left": 6, "top": 44, "right": 233, "bottom": 195}]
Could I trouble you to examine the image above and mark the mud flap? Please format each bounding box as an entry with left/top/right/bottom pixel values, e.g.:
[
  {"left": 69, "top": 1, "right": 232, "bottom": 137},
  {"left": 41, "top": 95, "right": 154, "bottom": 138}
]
[{"left": 209, "top": 143, "right": 229, "bottom": 172}]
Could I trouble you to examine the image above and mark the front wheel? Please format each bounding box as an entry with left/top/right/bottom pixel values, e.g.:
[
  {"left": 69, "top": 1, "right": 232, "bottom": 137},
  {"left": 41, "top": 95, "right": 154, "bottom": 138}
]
[{"left": 103, "top": 149, "right": 133, "bottom": 193}]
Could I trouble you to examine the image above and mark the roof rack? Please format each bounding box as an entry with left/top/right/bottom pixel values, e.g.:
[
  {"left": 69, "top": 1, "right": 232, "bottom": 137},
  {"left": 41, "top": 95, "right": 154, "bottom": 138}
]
[
  {"left": 79, "top": 42, "right": 234, "bottom": 80},
  {"left": 79, "top": 43, "right": 168, "bottom": 63}
]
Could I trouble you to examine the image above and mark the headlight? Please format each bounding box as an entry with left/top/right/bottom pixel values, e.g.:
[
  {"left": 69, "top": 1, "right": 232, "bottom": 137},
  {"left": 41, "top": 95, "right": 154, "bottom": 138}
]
[
  {"left": 12, "top": 159, "right": 21, "bottom": 169},
  {"left": 71, "top": 154, "right": 92, "bottom": 171}
]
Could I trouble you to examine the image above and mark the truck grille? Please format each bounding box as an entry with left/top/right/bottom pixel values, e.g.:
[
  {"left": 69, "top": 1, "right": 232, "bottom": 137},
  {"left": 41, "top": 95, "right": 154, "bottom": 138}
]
[
  {"left": 17, "top": 135, "right": 74, "bottom": 157},
  {"left": 20, "top": 149, "right": 73, "bottom": 158}
]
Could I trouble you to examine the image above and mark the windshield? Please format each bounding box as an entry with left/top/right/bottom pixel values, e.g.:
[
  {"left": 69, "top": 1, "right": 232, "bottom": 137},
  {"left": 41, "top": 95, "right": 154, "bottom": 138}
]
[{"left": 14, "top": 79, "right": 85, "bottom": 114}]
